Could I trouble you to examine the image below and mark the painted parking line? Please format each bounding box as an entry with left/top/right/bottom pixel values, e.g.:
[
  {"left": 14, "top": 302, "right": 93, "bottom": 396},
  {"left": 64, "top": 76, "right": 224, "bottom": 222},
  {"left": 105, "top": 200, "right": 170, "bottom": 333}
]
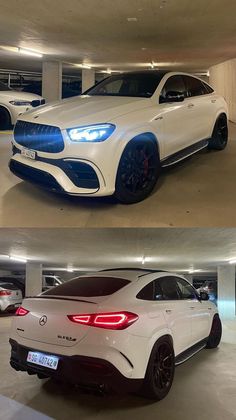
[{"left": 0, "top": 131, "right": 13, "bottom": 135}]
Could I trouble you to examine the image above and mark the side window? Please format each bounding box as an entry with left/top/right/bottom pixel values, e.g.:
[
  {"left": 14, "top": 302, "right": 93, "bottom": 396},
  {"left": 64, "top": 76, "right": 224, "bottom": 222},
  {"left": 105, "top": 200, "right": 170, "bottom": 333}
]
[
  {"left": 136, "top": 281, "right": 154, "bottom": 300},
  {"left": 136, "top": 279, "right": 164, "bottom": 301},
  {"left": 175, "top": 277, "right": 198, "bottom": 300},
  {"left": 158, "top": 277, "right": 181, "bottom": 300},
  {"left": 184, "top": 76, "right": 206, "bottom": 97},
  {"left": 161, "top": 75, "right": 187, "bottom": 98},
  {"left": 202, "top": 81, "right": 214, "bottom": 94}
]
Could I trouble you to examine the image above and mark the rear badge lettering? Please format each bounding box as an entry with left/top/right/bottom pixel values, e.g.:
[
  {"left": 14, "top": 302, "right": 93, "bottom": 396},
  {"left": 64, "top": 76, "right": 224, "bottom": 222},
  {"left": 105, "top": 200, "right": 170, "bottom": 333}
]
[{"left": 57, "top": 335, "right": 76, "bottom": 342}]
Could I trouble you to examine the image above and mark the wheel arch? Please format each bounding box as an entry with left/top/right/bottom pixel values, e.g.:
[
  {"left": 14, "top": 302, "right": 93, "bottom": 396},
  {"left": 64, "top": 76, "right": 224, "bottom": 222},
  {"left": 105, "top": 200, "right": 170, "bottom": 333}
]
[
  {"left": 143, "top": 330, "right": 174, "bottom": 376},
  {"left": 0, "top": 104, "right": 13, "bottom": 124}
]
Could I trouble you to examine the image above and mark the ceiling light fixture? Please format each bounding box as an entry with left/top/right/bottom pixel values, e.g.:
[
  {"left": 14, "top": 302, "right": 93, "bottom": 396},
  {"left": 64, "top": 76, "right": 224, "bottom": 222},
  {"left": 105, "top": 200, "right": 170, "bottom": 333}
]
[
  {"left": 10, "top": 255, "right": 27, "bottom": 263},
  {"left": 150, "top": 61, "right": 155, "bottom": 69},
  {"left": 18, "top": 48, "right": 43, "bottom": 58},
  {"left": 229, "top": 259, "right": 236, "bottom": 265},
  {"left": 67, "top": 267, "right": 74, "bottom": 272},
  {"left": 127, "top": 17, "right": 138, "bottom": 22}
]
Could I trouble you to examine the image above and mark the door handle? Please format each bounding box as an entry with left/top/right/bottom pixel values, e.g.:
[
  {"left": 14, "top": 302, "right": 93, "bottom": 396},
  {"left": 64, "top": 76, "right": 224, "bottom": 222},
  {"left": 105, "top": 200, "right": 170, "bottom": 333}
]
[
  {"left": 208, "top": 307, "right": 212, "bottom": 310},
  {"left": 189, "top": 306, "right": 195, "bottom": 309},
  {"left": 165, "top": 309, "right": 172, "bottom": 313},
  {"left": 211, "top": 99, "right": 216, "bottom": 103},
  {"left": 187, "top": 103, "right": 194, "bottom": 108}
]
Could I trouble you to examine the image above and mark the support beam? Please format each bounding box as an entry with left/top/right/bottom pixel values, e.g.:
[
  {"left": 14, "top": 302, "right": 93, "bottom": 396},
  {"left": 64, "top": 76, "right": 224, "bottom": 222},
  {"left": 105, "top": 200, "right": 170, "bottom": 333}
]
[
  {"left": 25, "top": 262, "right": 42, "bottom": 297},
  {"left": 42, "top": 61, "right": 62, "bottom": 103},
  {"left": 209, "top": 58, "right": 236, "bottom": 123},
  {"left": 217, "top": 265, "right": 236, "bottom": 320},
  {"left": 82, "top": 68, "right": 95, "bottom": 93}
]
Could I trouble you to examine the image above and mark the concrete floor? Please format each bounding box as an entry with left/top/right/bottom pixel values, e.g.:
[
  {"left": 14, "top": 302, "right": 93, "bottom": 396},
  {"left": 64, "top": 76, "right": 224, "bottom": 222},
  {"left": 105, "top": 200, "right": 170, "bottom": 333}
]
[
  {"left": 0, "top": 123, "right": 236, "bottom": 227},
  {"left": 1, "top": 315, "right": 236, "bottom": 420}
]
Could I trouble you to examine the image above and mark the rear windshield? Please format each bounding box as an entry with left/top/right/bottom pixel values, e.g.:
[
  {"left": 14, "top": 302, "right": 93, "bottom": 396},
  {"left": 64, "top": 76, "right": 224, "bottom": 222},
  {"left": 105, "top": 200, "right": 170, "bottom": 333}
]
[
  {"left": 0, "top": 283, "right": 18, "bottom": 290},
  {"left": 42, "top": 276, "right": 130, "bottom": 297}
]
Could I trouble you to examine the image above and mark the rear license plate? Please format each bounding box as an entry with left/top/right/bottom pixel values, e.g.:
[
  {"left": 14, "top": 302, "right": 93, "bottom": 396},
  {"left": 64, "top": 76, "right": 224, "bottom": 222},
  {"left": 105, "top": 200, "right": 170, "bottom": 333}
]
[
  {"left": 27, "top": 351, "right": 59, "bottom": 370},
  {"left": 21, "top": 148, "right": 36, "bottom": 160}
]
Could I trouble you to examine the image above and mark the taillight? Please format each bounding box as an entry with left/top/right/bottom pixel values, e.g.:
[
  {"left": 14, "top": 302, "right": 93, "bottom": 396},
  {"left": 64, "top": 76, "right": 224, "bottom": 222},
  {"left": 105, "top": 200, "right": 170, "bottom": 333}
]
[
  {"left": 0, "top": 290, "right": 12, "bottom": 296},
  {"left": 67, "top": 311, "right": 138, "bottom": 330},
  {"left": 15, "top": 307, "right": 29, "bottom": 316}
]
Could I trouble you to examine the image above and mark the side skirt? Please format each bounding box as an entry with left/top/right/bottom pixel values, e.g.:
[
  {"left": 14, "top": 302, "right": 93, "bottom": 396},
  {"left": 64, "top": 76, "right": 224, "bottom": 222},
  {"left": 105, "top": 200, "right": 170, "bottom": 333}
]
[
  {"left": 175, "top": 338, "right": 208, "bottom": 366},
  {"left": 161, "top": 139, "right": 209, "bottom": 168}
]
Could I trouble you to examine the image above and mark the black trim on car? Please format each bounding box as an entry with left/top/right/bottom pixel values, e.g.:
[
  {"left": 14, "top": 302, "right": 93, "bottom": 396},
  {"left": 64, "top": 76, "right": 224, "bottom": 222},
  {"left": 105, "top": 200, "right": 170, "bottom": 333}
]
[
  {"left": 9, "top": 339, "right": 142, "bottom": 393},
  {"left": 175, "top": 338, "right": 208, "bottom": 365},
  {"left": 25, "top": 296, "right": 97, "bottom": 304},
  {"left": 161, "top": 139, "right": 209, "bottom": 167}
]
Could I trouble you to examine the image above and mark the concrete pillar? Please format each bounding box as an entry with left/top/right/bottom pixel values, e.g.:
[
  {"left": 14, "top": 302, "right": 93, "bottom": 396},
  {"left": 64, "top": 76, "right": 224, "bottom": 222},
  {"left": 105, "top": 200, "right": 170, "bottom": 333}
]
[
  {"left": 217, "top": 265, "right": 236, "bottom": 320},
  {"left": 82, "top": 69, "right": 95, "bottom": 93},
  {"left": 25, "top": 262, "right": 42, "bottom": 297},
  {"left": 209, "top": 58, "right": 236, "bottom": 123},
  {"left": 42, "top": 61, "right": 62, "bottom": 103}
]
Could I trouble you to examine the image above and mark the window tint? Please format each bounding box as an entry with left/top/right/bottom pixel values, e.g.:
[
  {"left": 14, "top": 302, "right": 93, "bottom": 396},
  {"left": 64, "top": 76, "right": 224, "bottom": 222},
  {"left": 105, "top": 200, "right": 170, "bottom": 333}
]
[
  {"left": 161, "top": 75, "right": 187, "bottom": 98},
  {"left": 85, "top": 72, "right": 166, "bottom": 98},
  {"left": 184, "top": 76, "right": 207, "bottom": 97},
  {"left": 202, "top": 81, "right": 214, "bottom": 94},
  {"left": 175, "top": 277, "right": 198, "bottom": 300},
  {"left": 42, "top": 276, "right": 130, "bottom": 297},
  {"left": 137, "top": 281, "right": 154, "bottom": 300},
  {"left": 158, "top": 277, "right": 181, "bottom": 300}
]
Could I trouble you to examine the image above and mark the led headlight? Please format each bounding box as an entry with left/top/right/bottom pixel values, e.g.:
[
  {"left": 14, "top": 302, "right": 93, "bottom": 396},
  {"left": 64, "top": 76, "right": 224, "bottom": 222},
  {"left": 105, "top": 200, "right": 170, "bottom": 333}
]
[
  {"left": 67, "top": 124, "right": 115, "bottom": 142},
  {"left": 9, "top": 100, "right": 32, "bottom": 106}
]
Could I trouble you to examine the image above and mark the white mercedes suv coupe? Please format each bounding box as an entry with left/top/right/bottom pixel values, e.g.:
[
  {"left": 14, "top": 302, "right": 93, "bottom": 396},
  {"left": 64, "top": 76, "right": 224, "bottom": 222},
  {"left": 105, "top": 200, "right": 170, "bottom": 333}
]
[
  {"left": 9, "top": 269, "right": 222, "bottom": 400},
  {"left": 0, "top": 81, "right": 45, "bottom": 130},
  {"left": 9, "top": 71, "right": 228, "bottom": 204}
]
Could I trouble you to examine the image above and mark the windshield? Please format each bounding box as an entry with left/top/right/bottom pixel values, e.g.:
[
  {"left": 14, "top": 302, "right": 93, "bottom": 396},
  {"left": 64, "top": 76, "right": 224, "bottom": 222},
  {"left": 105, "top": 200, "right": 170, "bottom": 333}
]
[
  {"left": 85, "top": 72, "right": 167, "bottom": 98},
  {"left": 0, "top": 81, "right": 11, "bottom": 91}
]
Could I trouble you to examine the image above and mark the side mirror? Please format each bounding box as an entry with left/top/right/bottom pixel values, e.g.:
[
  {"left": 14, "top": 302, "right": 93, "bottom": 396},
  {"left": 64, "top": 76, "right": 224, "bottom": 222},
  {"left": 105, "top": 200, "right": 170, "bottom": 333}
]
[
  {"left": 199, "top": 291, "right": 209, "bottom": 301},
  {"left": 160, "top": 91, "right": 185, "bottom": 103}
]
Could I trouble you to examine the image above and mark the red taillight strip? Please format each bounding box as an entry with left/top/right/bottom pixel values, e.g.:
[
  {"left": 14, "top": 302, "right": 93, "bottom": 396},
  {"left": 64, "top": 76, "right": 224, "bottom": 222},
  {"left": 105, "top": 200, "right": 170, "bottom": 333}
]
[
  {"left": 67, "top": 311, "right": 138, "bottom": 330},
  {"left": 15, "top": 307, "right": 29, "bottom": 316}
]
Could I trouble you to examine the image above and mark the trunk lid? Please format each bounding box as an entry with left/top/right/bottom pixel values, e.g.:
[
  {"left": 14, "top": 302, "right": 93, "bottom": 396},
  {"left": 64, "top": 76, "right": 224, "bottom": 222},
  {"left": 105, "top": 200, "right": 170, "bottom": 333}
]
[{"left": 15, "top": 296, "right": 102, "bottom": 347}]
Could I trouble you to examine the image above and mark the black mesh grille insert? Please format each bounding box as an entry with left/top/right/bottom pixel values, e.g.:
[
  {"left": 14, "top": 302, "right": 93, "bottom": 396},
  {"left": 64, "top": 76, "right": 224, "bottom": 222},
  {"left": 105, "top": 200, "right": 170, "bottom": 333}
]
[{"left": 14, "top": 120, "right": 64, "bottom": 153}]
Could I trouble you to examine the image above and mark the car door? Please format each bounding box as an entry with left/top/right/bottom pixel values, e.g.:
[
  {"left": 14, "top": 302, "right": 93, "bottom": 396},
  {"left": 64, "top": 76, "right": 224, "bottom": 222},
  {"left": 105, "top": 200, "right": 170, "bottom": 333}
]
[
  {"left": 156, "top": 276, "right": 193, "bottom": 355},
  {"left": 183, "top": 75, "right": 216, "bottom": 143},
  {"left": 159, "top": 75, "right": 191, "bottom": 157},
  {"left": 175, "top": 277, "right": 211, "bottom": 345}
]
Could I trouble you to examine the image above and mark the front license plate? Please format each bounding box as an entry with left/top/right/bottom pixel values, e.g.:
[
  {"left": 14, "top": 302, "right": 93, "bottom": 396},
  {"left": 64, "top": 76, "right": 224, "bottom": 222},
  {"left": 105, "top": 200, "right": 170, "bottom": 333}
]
[
  {"left": 21, "top": 148, "right": 36, "bottom": 160},
  {"left": 27, "top": 351, "right": 59, "bottom": 370}
]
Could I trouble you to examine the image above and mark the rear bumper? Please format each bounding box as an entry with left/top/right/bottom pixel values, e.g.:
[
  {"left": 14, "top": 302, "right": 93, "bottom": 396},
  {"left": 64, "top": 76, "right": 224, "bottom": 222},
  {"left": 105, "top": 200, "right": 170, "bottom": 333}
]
[{"left": 9, "top": 339, "right": 142, "bottom": 393}]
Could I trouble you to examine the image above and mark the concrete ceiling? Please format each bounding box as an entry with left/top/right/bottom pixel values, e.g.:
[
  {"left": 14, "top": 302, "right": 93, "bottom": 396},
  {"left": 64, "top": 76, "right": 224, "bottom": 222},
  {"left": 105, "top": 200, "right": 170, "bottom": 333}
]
[
  {"left": 0, "top": 0, "right": 235, "bottom": 73},
  {"left": 0, "top": 228, "right": 236, "bottom": 274}
]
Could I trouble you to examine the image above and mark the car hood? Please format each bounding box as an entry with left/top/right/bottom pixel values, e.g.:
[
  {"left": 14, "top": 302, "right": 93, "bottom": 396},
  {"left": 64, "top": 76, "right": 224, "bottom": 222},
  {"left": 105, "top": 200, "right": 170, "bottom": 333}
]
[
  {"left": 17, "top": 95, "right": 153, "bottom": 128},
  {"left": 0, "top": 90, "right": 43, "bottom": 101}
]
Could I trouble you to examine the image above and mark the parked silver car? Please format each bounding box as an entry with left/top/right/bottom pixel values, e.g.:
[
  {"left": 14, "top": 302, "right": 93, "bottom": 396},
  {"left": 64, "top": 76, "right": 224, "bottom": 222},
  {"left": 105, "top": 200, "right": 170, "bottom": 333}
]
[{"left": 0, "top": 282, "right": 22, "bottom": 312}]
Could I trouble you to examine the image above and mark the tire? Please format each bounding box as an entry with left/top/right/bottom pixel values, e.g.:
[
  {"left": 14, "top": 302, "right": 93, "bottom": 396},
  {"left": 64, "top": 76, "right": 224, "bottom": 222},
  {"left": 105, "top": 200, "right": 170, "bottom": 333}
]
[
  {"left": 0, "top": 106, "right": 11, "bottom": 130},
  {"left": 208, "top": 115, "right": 228, "bottom": 150},
  {"left": 141, "top": 336, "right": 175, "bottom": 400},
  {"left": 115, "top": 137, "right": 161, "bottom": 204},
  {"left": 205, "top": 315, "right": 222, "bottom": 349}
]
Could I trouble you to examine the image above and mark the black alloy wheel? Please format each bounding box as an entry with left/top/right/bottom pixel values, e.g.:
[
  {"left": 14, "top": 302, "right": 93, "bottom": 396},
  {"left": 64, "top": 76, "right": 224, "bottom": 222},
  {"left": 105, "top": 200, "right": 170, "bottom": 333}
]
[
  {"left": 115, "top": 138, "right": 160, "bottom": 204},
  {"left": 208, "top": 115, "right": 228, "bottom": 150},
  {"left": 142, "top": 337, "right": 175, "bottom": 400}
]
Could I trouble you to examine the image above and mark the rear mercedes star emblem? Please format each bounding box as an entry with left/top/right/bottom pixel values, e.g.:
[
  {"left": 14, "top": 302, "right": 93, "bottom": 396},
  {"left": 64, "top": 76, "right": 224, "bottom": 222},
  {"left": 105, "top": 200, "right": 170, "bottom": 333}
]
[{"left": 39, "top": 315, "right": 47, "bottom": 326}]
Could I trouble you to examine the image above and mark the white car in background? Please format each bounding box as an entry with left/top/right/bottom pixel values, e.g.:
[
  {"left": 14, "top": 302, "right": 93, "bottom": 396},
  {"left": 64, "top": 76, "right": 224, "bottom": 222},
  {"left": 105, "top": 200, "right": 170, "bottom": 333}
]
[
  {"left": 0, "top": 282, "right": 22, "bottom": 312},
  {"left": 10, "top": 269, "right": 222, "bottom": 400},
  {"left": 0, "top": 81, "right": 45, "bottom": 130},
  {"left": 9, "top": 70, "right": 228, "bottom": 203}
]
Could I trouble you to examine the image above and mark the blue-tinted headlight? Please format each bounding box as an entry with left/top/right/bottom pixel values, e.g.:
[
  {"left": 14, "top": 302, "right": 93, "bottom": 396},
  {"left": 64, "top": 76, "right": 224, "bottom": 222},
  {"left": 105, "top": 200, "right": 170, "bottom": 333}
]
[{"left": 67, "top": 124, "right": 115, "bottom": 142}]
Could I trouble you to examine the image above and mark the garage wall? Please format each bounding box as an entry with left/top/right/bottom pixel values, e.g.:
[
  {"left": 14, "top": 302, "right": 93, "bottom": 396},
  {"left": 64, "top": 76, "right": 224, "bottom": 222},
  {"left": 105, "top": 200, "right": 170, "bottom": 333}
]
[{"left": 209, "top": 58, "right": 236, "bottom": 123}]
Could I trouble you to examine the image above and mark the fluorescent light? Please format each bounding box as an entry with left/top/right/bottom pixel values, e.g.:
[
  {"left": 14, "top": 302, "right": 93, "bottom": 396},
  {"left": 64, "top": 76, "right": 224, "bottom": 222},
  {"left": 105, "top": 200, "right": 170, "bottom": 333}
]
[
  {"left": 229, "top": 259, "right": 236, "bottom": 265},
  {"left": 75, "top": 64, "right": 92, "bottom": 69},
  {"left": 127, "top": 17, "right": 138, "bottom": 22},
  {"left": 18, "top": 48, "right": 43, "bottom": 58},
  {"left": 67, "top": 267, "right": 74, "bottom": 272},
  {"left": 10, "top": 255, "right": 27, "bottom": 263}
]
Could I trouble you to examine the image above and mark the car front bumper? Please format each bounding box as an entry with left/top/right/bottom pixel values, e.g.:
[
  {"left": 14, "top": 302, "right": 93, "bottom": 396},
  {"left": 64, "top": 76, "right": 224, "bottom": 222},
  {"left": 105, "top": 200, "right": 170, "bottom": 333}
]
[{"left": 9, "top": 339, "right": 142, "bottom": 392}]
